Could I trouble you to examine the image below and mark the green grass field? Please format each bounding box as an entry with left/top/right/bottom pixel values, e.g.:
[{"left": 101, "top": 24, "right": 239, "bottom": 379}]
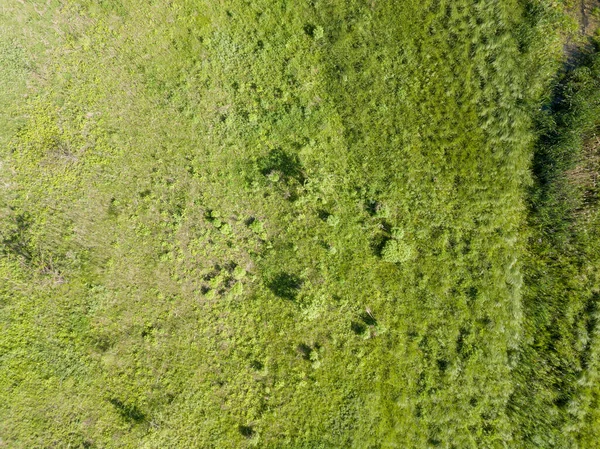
[{"left": 1, "top": 0, "right": 599, "bottom": 447}]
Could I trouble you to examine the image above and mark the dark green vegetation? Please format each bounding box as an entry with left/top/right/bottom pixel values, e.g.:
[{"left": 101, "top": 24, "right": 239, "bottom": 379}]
[
  {"left": 1, "top": 0, "right": 599, "bottom": 447},
  {"left": 510, "top": 43, "right": 600, "bottom": 447}
]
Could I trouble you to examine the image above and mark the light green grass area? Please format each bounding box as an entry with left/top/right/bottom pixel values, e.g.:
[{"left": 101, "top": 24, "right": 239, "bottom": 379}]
[
  {"left": 1, "top": 1, "right": 599, "bottom": 448},
  {"left": 0, "top": 0, "right": 60, "bottom": 148}
]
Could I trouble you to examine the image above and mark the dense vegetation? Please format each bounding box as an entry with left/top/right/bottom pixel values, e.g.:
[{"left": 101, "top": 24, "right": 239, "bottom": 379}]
[
  {"left": 1, "top": 0, "right": 599, "bottom": 447},
  {"left": 510, "top": 44, "right": 600, "bottom": 447}
]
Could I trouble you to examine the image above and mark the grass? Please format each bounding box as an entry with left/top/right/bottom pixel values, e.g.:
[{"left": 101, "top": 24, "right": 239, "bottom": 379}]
[
  {"left": 1, "top": 0, "right": 598, "bottom": 448},
  {"left": 509, "top": 43, "right": 600, "bottom": 447}
]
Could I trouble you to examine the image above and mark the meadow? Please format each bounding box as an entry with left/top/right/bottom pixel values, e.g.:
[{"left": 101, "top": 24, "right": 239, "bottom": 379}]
[{"left": 1, "top": 0, "right": 599, "bottom": 448}]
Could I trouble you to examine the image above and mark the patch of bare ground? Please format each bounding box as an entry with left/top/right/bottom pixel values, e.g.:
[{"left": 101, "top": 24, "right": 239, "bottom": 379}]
[
  {"left": 569, "top": 133, "right": 600, "bottom": 217},
  {"left": 564, "top": 0, "right": 600, "bottom": 65}
]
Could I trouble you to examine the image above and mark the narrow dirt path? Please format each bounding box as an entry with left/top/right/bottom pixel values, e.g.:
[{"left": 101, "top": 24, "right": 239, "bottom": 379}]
[{"left": 564, "top": 0, "right": 599, "bottom": 66}]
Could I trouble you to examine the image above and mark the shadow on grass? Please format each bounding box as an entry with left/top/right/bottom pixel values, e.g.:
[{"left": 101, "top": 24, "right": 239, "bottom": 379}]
[
  {"left": 108, "top": 398, "right": 146, "bottom": 423},
  {"left": 266, "top": 272, "right": 303, "bottom": 301}
]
